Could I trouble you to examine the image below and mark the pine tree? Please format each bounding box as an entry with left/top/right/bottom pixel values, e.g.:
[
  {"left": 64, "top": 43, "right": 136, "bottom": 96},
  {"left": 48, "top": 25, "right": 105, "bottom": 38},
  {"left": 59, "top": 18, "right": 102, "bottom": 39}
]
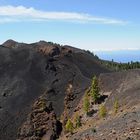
[
  {"left": 83, "top": 92, "right": 90, "bottom": 114},
  {"left": 65, "top": 119, "right": 74, "bottom": 133},
  {"left": 114, "top": 99, "right": 119, "bottom": 114},
  {"left": 91, "top": 76, "right": 100, "bottom": 104},
  {"left": 74, "top": 113, "right": 81, "bottom": 128},
  {"left": 99, "top": 104, "right": 107, "bottom": 118}
]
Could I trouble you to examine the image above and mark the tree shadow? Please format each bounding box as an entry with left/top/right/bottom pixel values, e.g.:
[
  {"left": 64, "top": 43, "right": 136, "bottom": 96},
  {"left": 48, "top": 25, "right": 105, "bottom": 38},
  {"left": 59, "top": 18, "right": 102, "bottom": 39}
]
[
  {"left": 97, "top": 95, "right": 108, "bottom": 104},
  {"left": 87, "top": 109, "right": 98, "bottom": 117}
]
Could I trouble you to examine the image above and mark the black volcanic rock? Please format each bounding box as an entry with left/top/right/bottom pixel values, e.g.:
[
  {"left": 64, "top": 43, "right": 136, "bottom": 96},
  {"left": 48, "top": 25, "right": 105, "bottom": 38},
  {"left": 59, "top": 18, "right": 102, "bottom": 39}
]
[
  {"left": 0, "top": 40, "right": 109, "bottom": 140},
  {"left": 17, "top": 97, "right": 62, "bottom": 140}
]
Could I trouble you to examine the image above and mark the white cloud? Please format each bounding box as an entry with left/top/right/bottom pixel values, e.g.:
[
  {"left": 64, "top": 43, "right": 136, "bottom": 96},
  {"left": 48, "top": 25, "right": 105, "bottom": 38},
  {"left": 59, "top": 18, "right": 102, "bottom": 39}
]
[
  {"left": 0, "top": 17, "right": 20, "bottom": 23},
  {"left": 0, "top": 5, "right": 127, "bottom": 24}
]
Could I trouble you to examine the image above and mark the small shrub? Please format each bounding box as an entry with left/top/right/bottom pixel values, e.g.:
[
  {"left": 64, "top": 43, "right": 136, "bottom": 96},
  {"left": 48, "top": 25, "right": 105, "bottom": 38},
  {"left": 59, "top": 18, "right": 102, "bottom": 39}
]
[
  {"left": 114, "top": 98, "right": 119, "bottom": 114},
  {"left": 83, "top": 92, "right": 90, "bottom": 114},
  {"left": 74, "top": 113, "right": 81, "bottom": 128},
  {"left": 99, "top": 104, "right": 107, "bottom": 118},
  {"left": 65, "top": 119, "right": 74, "bottom": 133},
  {"left": 91, "top": 127, "right": 96, "bottom": 133},
  {"left": 38, "top": 98, "right": 47, "bottom": 110}
]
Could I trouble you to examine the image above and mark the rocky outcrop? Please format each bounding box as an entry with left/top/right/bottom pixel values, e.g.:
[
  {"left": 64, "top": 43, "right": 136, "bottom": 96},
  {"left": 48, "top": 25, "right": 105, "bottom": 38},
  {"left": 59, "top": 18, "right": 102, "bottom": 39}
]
[
  {"left": 2, "top": 39, "right": 18, "bottom": 48},
  {"left": 17, "top": 97, "right": 62, "bottom": 140}
]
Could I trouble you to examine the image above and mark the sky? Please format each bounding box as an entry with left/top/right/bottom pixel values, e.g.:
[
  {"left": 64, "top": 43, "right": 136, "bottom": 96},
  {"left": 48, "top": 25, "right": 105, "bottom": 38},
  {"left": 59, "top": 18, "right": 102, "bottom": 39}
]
[{"left": 0, "top": 0, "right": 140, "bottom": 55}]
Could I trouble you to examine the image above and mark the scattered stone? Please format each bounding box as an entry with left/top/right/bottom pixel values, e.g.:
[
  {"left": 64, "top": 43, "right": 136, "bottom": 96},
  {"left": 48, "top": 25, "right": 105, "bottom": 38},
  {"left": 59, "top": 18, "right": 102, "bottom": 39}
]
[
  {"left": 129, "top": 131, "right": 133, "bottom": 135},
  {"left": 2, "top": 92, "right": 7, "bottom": 97},
  {"left": 112, "top": 129, "right": 116, "bottom": 134},
  {"left": 124, "top": 133, "right": 127, "bottom": 136},
  {"left": 100, "top": 133, "right": 103, "bottom": 136}
]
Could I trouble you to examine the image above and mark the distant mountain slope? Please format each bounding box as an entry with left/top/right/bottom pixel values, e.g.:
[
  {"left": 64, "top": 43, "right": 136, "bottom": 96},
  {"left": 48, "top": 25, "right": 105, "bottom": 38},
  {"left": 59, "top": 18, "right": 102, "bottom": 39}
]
[{"left": 0, "top": 40, "right": 109, "bottom": 140}]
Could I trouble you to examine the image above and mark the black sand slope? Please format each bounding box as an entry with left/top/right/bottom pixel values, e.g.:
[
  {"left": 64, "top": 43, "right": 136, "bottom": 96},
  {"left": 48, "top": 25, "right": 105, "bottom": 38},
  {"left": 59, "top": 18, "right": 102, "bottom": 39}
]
[{"left": 0, "top": 40, "right": 109, "bottom": 140}]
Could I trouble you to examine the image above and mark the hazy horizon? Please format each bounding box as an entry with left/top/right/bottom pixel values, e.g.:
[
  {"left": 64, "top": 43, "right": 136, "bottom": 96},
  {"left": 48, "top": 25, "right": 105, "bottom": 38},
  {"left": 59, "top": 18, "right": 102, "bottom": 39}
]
[
  {"left": 1, "top": 39, "right": 140, "bottom": 63},
  {"left": 95, "top": 50, "right": 140, "bottom": 63}
]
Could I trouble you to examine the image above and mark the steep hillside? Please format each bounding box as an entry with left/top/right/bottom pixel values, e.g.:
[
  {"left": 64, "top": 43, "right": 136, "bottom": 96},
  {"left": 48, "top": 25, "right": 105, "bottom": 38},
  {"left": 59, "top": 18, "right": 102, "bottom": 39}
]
[
  {"left": 68, "top": 70, "right": 140, "bottom": 140},
  {"left": 0, "top": 40, "right": 109, "bottom": 140}
]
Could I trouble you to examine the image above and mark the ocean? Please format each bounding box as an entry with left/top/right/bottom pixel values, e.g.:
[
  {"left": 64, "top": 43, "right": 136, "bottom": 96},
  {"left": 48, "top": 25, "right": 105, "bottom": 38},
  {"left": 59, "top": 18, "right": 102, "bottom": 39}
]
[{"left": 95, "top": 50, "right": 140, "bottom": 63}]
